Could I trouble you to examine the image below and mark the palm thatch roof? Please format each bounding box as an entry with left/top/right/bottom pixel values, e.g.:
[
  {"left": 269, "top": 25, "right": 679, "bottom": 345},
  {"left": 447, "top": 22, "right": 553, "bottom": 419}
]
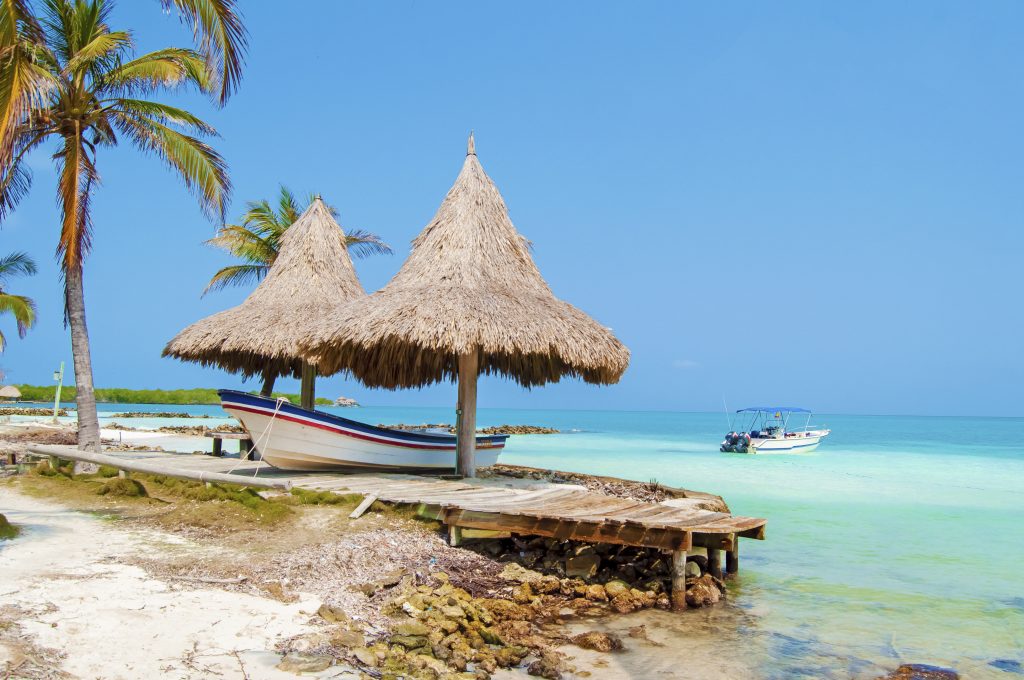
[
  {"left": 163, "top": 198, "right": 366, "bottom": 378},
  {"left": 300, "top": 135, "right": 629, "bottom": 388},
  {"left": 0, "top": 385, "right": 21, "bottom": 399}
]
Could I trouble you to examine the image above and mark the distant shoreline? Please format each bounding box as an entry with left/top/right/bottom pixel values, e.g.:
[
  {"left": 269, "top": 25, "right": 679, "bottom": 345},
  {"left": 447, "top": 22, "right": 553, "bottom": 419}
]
[{"left": 6, "top": 385, "right": 333, "bottom": 407}]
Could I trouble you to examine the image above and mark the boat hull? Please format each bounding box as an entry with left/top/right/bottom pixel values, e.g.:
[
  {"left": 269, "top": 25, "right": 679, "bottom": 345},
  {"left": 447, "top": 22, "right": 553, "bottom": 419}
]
[
  {"left": 219, "top": 390, "right": 507, "bottom": 471},
  {"left": 721, "top": 430, "right": 830, "bottom": 454}
]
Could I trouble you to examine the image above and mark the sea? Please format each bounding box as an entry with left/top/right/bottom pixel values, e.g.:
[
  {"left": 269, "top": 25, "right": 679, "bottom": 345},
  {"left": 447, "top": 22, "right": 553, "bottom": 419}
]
[{"left": 9, "top": 403, "right": 1024, "bottom": 678}]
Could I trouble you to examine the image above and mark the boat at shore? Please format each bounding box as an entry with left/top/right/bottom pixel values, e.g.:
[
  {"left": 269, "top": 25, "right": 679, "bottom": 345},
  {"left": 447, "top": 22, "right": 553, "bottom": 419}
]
[
  {"left": 720, "top": 406, "right": 830, "bottom": 454},
  {"left": 218, "top": 390, "right": 508, "bottom": 471}
]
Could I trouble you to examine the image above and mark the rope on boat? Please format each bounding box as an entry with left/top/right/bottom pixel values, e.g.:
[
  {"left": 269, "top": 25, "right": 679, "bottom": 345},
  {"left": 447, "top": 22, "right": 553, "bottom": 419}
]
[{"left": 228, "top": 396, "right": 288, "bottom": 479}]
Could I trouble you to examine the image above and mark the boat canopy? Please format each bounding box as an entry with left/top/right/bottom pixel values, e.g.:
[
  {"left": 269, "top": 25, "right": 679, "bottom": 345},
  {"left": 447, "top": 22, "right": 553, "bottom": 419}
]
[{"left": 736, "top": 407, "right": 811, "bottom": 414}]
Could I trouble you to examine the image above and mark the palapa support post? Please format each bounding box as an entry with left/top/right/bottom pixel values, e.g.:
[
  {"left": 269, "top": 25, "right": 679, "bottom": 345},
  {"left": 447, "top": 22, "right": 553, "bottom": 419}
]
[
  {"left": 671, "top": 550, "right": 688, "bottom": 611},
  {"left": 707, "top": 548, "right": 723, "bottom": 580},
  {"left": 300, "top": 361, "right": 316, "bottom": 410},
  {"left": 241, "top": 437, "right": 254, "bottom": 461},
  {"left": 456, "top": 351, "right": 479, "bottom": 478},
  {"left": 211, "top": 438, "right": 223, "bottom": 457},
  {"left": 726, "top": 536, "right": 739, "bottom": 575}
]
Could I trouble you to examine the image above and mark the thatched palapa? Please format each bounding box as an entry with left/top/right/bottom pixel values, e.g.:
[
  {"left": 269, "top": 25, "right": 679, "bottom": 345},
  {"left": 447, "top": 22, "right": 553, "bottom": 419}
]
[
  {"left": 300, "top": 134, "right": 629, "bottom": 475},
  {"left": 0, "top": 385, "right": 22, "bottom": 400},
  {"left": 163, "top": 198, "right": 365, "bottom": 406}
]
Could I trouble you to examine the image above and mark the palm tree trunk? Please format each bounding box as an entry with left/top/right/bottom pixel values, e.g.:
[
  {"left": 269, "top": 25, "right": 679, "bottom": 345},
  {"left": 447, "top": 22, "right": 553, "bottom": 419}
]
[
  {"left": 259, "top": 367, "right": 276, "bottom": 397},
  {"left": 65, "top": 264, "right": 100, "bottom": 452}
]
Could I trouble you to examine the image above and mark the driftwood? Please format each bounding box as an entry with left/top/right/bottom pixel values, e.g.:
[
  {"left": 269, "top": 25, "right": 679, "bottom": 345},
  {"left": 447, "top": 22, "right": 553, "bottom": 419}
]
[
  {"left": 27, "top": 445, "right": 291, "bottom": 491},
  {"left": 348, "top": 494, "right": 378, "bottom": 519}
]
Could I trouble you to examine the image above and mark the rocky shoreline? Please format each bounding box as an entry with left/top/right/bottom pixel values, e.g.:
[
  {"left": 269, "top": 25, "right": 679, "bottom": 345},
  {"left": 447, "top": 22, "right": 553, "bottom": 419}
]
[
  {"left": 0, "top": 407, "right": 69, "bottom": 417},
  {"left": 110, "top": 411, "right": 213, "bottom": 418},
  {"left": 382, "top": 423, "right": 561, "bottom": 435}
]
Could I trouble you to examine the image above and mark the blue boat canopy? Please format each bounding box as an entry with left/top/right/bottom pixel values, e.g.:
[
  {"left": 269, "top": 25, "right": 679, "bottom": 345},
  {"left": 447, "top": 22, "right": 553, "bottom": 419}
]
[{"left": 736, "top": 406, "right": 811, "bottom": 414}]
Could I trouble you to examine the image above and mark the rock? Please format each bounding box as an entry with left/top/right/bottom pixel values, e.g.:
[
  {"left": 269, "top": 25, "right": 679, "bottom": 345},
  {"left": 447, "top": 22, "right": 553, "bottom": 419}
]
[
  {"left": 685, "top": 574, "right": 722, "bottom": 608},
  {"left": 394, "top": 621, "right": 431, "bottom": 636},
  {"left": 276, "top": 653, "right": 333, "bottom": 673},
  {"left": 584, "top": 584, "right": 607, "bottom": 601},
  {"left": 440, "top": 604, "right": 467, "bottom": 619},
  {"left": 500, "top": 562, "right": 543, "bottom": 584},
  {"left": 565, "top": 554, "right": 600, "bottom": 579},
  {"left": 610, "top": 593, "right": 635, "bottom": 614},
  {"left": 331, "top": 628, "right": 364, "bottom": 648},
  {"left": 527, "top": 652, "right": 564, "bottom": 679},
  {"left": 351, "top": 646, "right": 378, "bottom": 667},
  {"left": 688, "top": 554, "right": 708, "bottom": 575},
  {"left": 877, "top": 664, "right": 960, "bottom": 680},
  {"left": 354, "top": 567, "right": 408, "bottom": 595},
  {"left": 317, "top": 603, "right": 348, "bottom": 623},
  {"left": 574, "top": 544, "right": 596, "bottom": 557},
  {"left": 535, "top": 575, "right": 562, "bottom": 594},
  {"left": 290, "top": 632, "right": 331, "bottom": 652},
  {"left": 512, "top": 582, "right": 533, "bottom": 604},
  {"left": 571, "top": 631, "right": 623, "bottom": 653},
  {"left": 402, "top": 601, "right": 424, "bottom": 618},
  {"left": 391, "top": 634, "right": 430, "bottom": 649},
  {"left": 685, "top": 560, "right": 702, "bottom": 578},
  {"left": 604, "top": 579, "right": 630, "bottom": 598}
]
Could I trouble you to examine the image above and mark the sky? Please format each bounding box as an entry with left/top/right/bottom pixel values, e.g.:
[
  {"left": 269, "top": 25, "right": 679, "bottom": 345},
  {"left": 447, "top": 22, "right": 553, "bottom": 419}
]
[{"left": 1, "top": 1, "right": 1021, "bottom": 417}]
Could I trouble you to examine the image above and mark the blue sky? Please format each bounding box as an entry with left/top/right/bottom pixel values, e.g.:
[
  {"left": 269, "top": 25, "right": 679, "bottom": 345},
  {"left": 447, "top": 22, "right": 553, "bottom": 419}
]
[{"left": 1, "top": 1, "right": 1021, "bottom": 416}]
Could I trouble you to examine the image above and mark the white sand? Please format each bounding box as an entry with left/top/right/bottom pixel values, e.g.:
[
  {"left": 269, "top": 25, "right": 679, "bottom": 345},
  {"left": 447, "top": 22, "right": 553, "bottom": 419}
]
[{"left": 0, "top": 489, "right": 354, "bottom": 679}]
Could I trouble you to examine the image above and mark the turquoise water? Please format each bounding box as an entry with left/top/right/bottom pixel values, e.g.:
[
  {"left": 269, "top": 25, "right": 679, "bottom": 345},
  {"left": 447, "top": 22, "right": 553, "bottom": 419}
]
[{"left": 9, "top": 403, "right": 1023, "bottom": 676}]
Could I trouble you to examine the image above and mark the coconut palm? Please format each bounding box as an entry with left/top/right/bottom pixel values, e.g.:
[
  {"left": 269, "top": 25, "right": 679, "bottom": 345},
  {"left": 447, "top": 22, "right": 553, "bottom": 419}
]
[
  {"left": 204, "top": 186, "right": 391, "bottom": 395},
  {"left": 1, "top": 0, "right": 246, "bottom": 159},
  {"left": 0, "top": 0, "right": 230, "bottom": 450},
  {"left": 0, "top": 250, "right": 36, "bottom": 350}
]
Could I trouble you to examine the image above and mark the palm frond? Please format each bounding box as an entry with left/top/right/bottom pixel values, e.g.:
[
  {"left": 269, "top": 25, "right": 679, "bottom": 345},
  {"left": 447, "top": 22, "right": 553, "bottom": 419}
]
[
  {"left": 63, "top": 29, "right": 131, "bottom": 76},
  {"left": 0, "top": 250, "right": 36, "bottom": 280},
  {"left": 344, "top": 228, "right": 393, "bottom": 259},
  {"left": 0, "top": 0, "right": 55, "bottom": 160},
  {"left": 112, "top": 109, "right": 229, "bottom": 220},
  {"left": 0, "top": 291, "right": 36, "bottom": 340},
  {"left": 98, "top": 47, "right": 211, "bottom": 95},
  {"left": 108, "top": 98, "right": 216, "bottom": 135},
  {"left": 161, "top": 0, "right": 246, "bottom": 105},
  {"left": 201, "top": 263, "right": 266, "bottom": 295},
  {"left": 54, "top": 125, "right": 96, "bottom": 271},
  {"left": 204, "top": 224, "right": 276, "bottom": 264}
]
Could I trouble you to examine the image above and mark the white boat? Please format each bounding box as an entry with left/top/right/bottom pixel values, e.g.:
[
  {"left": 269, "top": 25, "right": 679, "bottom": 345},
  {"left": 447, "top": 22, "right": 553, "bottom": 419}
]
[
  {"left": 219, "top": 390, "right": 508, "bottom": 471},
  {"left": 720, "top": 407, "right": 830, "bottom": 454}
]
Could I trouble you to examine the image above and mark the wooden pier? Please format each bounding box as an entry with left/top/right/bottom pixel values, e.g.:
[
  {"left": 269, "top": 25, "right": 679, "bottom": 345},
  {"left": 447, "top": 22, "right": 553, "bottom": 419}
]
[{"left": 29, "top": 445, "right": 767, "bottom": 611}]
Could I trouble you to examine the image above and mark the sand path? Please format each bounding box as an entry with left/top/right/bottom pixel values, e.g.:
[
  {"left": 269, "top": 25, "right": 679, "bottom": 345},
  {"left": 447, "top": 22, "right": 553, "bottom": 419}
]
[{"left": 0, "top": 488, "right": 353, "bottom": 679}]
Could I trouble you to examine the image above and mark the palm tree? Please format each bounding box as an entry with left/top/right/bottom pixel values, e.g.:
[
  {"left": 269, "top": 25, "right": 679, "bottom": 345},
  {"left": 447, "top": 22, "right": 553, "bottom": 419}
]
[
  {"left": 1, "top": 0, "right": 246, "bottom": 158},
  {"left": 205, "top": 186, "right": 392, "bottom": 396},
  {"left": 0, "top": 250, "right": 36, "bottom": 350},
  {"left": 0, "top": 0, "right": 230, "bottom": 451}
]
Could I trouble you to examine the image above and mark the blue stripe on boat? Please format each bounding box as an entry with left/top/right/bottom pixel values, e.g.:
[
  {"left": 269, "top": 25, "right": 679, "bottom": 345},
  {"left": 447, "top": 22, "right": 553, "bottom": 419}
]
[{"left": 218, "top": 390, "right": 509, "bottom": 446}]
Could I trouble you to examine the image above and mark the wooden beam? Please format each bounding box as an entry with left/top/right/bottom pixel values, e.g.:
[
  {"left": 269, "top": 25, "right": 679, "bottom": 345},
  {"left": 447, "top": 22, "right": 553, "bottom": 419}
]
[
  {"left": 456, "top": 352, "right": 479, "bottom": 478},
  {"left": 28, "top": 445, "right": 291, "bottom": 490},
  {"left": 671, "top": 550, "right": 687, "bottom": 611},
  {"left": 348, "top": 494, "right": 378, "bottom": 519},
  {"left": 448, "top": 525, "right": 463, "bottom": 546},
  {"left": 692, "top": 533, "right": 734, "bottom": 551}
]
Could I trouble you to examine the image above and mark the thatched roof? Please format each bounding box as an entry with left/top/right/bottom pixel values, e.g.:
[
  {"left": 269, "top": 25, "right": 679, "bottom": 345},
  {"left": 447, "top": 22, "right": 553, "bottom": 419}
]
[
  {"left": 0, "top": 385, "right": 21, "bottom": 399},
  {"left": 163, "top": 198, "right": 366, "bottom": 378},
  {"left": 300, "top": 135, "right": 629, "bottom": 388}
]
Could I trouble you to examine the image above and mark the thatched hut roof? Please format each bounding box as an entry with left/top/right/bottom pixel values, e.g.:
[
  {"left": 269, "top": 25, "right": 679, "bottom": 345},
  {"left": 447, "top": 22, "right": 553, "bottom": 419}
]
[
  {"left": 300, "top": 135, "right": 629, "bottom": 388},
  {"left": 163, "top": 198, "right": 366, "bottom": 378},
  {"left": 0, "top": 385, "right": 21, "bottom": 399}
]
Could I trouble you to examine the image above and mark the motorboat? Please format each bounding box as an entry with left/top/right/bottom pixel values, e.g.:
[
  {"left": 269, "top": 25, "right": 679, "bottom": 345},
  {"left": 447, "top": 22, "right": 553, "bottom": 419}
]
[{"left": 721, "top": 406, "right": 830, "bottom": 454}]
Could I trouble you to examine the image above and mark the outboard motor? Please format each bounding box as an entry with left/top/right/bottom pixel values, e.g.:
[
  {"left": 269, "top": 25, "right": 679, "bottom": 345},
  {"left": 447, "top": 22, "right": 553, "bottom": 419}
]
[
  {"left": 721, "top": 431, "right": 739, "bottom": 452},
  {"left": 739, "top": 433, "right": 751, "bottom": 452}
]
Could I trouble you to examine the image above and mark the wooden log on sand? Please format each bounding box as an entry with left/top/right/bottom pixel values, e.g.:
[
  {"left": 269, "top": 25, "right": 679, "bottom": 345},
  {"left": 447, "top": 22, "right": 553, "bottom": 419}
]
[{"left": 28, "top": 445, "right": 290, "bottom": 491}]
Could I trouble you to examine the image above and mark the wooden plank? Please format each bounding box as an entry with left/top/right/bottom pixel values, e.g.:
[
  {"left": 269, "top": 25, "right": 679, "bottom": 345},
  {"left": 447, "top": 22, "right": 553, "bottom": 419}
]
[
  {"left": 348, "top": 494, "right": 378, "bottom": 519},
  {"left": 671, "top": 550, "right": 687, "bottom": 611}
]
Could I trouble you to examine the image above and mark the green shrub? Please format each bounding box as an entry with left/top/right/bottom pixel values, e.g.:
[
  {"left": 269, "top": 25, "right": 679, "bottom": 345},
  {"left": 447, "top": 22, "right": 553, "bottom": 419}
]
[
  {"left": 289, "top": 487, "right": 362, "bottom": 506},
  {"left": 97, "top": 465, "right": 120, "bottom": 478},
  {"left": 0, "top": 513, "right": 19, "bottom": 540},
  {"left": 97, "top": 477, "right": 148, "bottom": 497}
]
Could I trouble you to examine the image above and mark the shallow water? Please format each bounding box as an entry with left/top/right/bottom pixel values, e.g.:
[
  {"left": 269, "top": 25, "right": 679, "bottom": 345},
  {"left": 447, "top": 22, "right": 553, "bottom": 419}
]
[{"left": 8, "top": 402, "right": 1023, "bottom": 677}]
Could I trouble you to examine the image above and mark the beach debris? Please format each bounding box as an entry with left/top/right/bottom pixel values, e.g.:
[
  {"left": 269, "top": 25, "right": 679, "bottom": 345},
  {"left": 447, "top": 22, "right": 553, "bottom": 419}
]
[
  {"left": 353, "top": 567, "right": 409, "bottom": 595},
  {"left": 96, "top": 477, "right": 148, "bottom": 497},
  {"left": 571, "top": 631, "right": 623, "bottom": 653}
]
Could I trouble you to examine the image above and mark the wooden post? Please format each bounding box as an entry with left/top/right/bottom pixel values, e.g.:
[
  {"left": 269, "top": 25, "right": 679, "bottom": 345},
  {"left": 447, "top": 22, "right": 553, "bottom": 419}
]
[
  {"left": 671, "top": 550, "right": 688, "bottom": 611},
  {"left": 300, "top": 361, "right": 316, "bottom": 410},
  {"left": 707, "top": 548, "right": 722, "bottom": 580},
  {"left": 240, "top": 438, "right": 253, "bottom": 460},
  {"left": 118, "top": 470, "right": 127, "bottom": 479},
  {"left": 726, "top": 536, "right": 739, "bottom": 575},
  {"left": 448, "top": 524, "right": 463, "bottom": 546},
  {"left": 211, "top": 437, "right": 223, "bottom": 457},
  {"left": 456, "top": 351, "right": 479, "bottom": 478}
]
